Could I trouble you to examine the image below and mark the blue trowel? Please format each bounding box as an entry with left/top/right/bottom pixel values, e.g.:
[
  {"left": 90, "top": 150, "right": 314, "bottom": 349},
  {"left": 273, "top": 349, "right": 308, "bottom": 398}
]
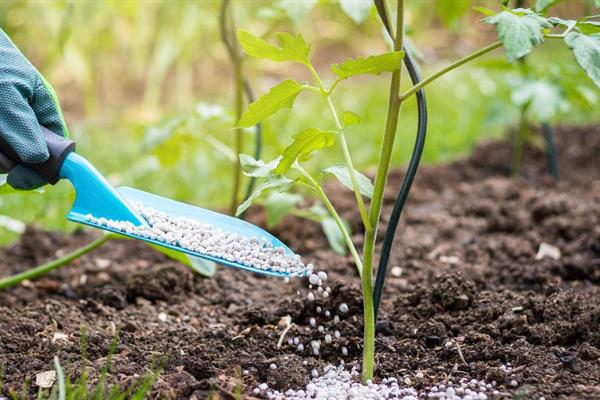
[{"left": 0, "top": 127, "right": 295, "bottom": 277}]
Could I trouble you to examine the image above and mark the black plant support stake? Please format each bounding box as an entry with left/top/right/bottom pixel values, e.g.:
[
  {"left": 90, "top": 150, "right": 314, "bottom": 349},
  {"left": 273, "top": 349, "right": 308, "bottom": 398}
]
[
  {"left": 541, "top": 121, "right": 559, "bottom": 181},
  {"left": 372, "top": 0, "right": 428, "bottom": 321}
]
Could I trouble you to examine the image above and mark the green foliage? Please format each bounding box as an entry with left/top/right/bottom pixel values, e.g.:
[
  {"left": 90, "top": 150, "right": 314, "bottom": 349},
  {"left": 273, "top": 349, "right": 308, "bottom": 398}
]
[
  {"left": 3, "top": 331, "right": 160, "bottom": 399},
  {"left": 484, "top": 9, "right": 551, "bottom": 62},
  {"left": 341, "top": 111, "right": 362, "bottom": 127},
  {"left": 577, "top": 20, "right": 600, "bottom": 35},
  {"left": 320, "top": 164, "right": 373, "bottom": 198},
  {"left": 331, "top": 51, "right": 405, "bottom": 79},
  {"left": 320, "top": 215, "right": 348, "bottom": 255},
  {"left": 236, "top": 175, "right": 294, "bottom": 216},
  {"left": 302, "top": 203, "right": 350, "bottom": 256},
  {"left": 278, "top": 0, "right": 317, "bottom": 24},
  {"left": 260, "top": 192, "right": 350, "bottom": 255},
  {"left": 236, "top": 79, "right": 305, "bottom": 128},
  {"left": 435, "top": 0, "right": 473, "bottom": 29},
  {"left": 473, "top": 6, "right": 497, "bottom": 17},
  {"left": 339, "top": 0, "right": 373, "bottom": 24},
  {"left": 512, "top": 80, "right": 568, "bottom": 121},
  {"left": 535, "top": 0, "right": 564, "bottom": 13},
  {"left": 239, "top": 154, "right": 281, "bottom": 177},
  {"left": 150, "top": 246, "right": 216, "bottom": 277},
  {"left": 263, "top": 192, "right": 303, "bottom": 227},
  {"left": 53, "top": 357, "right": 65, "bottom": 400},
  {"left": 0, "top": 175, "right": 14, "bottom": 194},
  {"left": 143, "top": 103, "right": 235, "bottom": 167},
  {"left": 564, "top": 32, "right": 600, "bottom": 87},
  {"left": 237, "top": 29, "right": 310, "bottom": 65},
  {"left": 276, "top": 128, "right": 336, "bottom": 174}
]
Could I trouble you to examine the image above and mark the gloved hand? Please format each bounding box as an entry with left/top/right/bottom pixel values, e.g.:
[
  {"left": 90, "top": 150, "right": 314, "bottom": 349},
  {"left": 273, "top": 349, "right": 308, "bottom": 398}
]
[{"left": 0, "top": 28, "right": 68, "bottom": 190}]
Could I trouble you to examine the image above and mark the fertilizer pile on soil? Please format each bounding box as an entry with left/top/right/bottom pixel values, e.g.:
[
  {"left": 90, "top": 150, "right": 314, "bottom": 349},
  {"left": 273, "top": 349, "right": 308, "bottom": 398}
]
[
  {"left": 257, "top": 268, "right": 510, "bottom": 399},
  {"left": 85, "top": 202, "right": 308, "bottom": 276},
  {"left": 0, "top": 126, "right": 599, "bottom": 399},
  {"left": 256, "top": 364, "right": 495, "bottom": 399}
]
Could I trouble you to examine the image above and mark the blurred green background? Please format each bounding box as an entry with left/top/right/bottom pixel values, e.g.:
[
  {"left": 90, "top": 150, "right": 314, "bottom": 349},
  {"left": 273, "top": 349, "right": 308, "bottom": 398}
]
[{"left": 0, "top": 0, "right": 598, "bottom": 245}]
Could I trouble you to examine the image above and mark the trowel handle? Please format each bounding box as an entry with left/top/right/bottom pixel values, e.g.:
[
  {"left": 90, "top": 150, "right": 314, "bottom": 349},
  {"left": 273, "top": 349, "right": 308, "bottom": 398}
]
[{"left": 0, "top": 126, "right": 76, "bottom": 184}]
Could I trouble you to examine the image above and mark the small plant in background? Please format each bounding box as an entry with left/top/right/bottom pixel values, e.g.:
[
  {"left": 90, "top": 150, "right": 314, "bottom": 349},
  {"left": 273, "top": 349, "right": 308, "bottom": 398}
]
[
  {"left": 482, "top": 0, "right": 600, "bottom": 180},
  {"left": 235, "top": 0, "right": 599, "bottom": 382},
  {"left": 0, "top": 329, "right": 162, "bottom": 400}
]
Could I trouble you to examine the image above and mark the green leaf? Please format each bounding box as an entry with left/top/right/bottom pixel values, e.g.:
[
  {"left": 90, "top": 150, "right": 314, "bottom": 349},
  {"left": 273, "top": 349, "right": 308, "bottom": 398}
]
[
  {"left": 236, "top": 176, "right": 295, "bottom": 216},
  {"left": 473, "top": 6, "right": 497, "bottom": 16},
  {"left": 483, "top": 9, "right": 551, "bottom": 62},
  {"left": 149, "top": 245, "right": 216, "bottom": 277},
  {"left": 548, "top": 17, "right": 575, "bottom": 28},
  {"left": 306, "top": 203, "right": 350, "bottom": 255},
  {"left": 340, "top": 0, "right": 372, "bottom": 23},
  {"left": 239, "top": 154, "right": 281, "bottom": 177},
  {"left": 237, "top": 29, "right": 310, "bottom": 65},
  {"left": 187, "top": 257, "right": 217, "bottom": 277},
  {"left": 321, "top": 217, "right": 346, "bottom": 255},
  {"left": 577, "top": 21, "right": 600, "bottom": 35},
  {"left": 512, "top": 80, "right": 568, "bottom": 121},
  {"left": 276, "top": 128, "right": 336, "bottom": 174},
  {"left": 0, "top": 175, "right": 14, "bottom": 195},
  {"left": 320, "top": 164, "right": 373, "bottom": 198},
  {"left": 341, "top": 111, "right": 361, "bottom": 127},
  {"left": 264, "top": 192, "right": 303, "bottom": 227},
  {"left": 596, "top": 0, "right": 600, "bottom": 7},
  {"left": 565, "top": 32, "right": 600, "bottom": 87},
  {"left": 331, "top": 51, "right": 405, "bottom": 79},
  {"left": 535, "top": 0, "right": 564, "bottom": 12},
  {"left": 236, "top": 79, "right": 304, "bottom": 128}
]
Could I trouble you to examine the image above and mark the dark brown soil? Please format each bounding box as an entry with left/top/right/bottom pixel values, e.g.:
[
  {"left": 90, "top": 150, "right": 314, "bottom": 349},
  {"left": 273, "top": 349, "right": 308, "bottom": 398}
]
[{"left": 1, "top": 125, "right": 599, "bottom": 399}]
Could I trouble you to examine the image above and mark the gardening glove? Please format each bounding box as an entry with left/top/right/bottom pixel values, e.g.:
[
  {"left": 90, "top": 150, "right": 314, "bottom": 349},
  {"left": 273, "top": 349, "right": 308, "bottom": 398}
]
[{"left": 0, "top": 28, "right": 68, "bottom": 190}]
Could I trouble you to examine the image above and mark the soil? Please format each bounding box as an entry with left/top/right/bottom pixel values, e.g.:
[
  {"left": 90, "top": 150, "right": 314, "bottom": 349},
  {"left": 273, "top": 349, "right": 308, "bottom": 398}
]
[{"left": 1, "top": 125, "right": 599, "bottom": 399}]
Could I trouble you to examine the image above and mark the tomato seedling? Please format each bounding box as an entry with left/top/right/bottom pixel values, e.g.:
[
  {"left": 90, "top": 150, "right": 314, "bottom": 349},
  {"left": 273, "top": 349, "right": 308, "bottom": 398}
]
[{"left": 236, "top": 1, "right": 600, "bottom": 382}]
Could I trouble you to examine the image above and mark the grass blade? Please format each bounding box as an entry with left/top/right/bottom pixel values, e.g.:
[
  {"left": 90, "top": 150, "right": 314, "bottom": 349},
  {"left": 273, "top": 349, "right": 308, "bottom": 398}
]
[{"left": 53, "top": 356, "right": 66, "bottom": 400}]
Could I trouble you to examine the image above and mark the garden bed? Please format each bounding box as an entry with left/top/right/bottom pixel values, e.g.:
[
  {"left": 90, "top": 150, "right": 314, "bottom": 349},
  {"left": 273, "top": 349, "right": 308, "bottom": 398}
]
[{"left": 1, "top": 125, "right": 599, "bottom": 399}]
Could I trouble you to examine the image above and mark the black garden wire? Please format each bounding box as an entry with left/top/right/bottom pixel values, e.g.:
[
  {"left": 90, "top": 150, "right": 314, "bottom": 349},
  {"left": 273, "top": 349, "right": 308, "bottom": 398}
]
[
  {"left": 372, "top": 0, "right": 428, "bottom": 320},
  {"left": 219, "top": 0, "right": 263, "bottom": 214},
  {"left": 541, "top": 121, "right": 559, "bottom": 181}
]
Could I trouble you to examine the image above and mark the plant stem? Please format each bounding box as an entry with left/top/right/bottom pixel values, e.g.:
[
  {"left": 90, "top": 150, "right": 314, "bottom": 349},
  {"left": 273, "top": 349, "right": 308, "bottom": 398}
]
[
  {"left": 220, "top": 0, "right": 244, "bottom": 216},
  {"left": 0, "top": 236, "right": 110, "bottom": 290},
  {"left": 512, "top": 105, "right": 529, "bottom": 176},
  {"left": 325, "top": 97, "right": 371, "bottom": 230},
  {"left": 360, "top": 0, "right": 404, "bottom": 383},
  {"left": 307, "top": 64, "right": 371, "bottom": 230},
  {"left": 231, "top": 57, "right": 244, "bottom": 215},
  {"left": 296, "top": 165, "right": 363, "bottom": 276},
  {"left": 399, "top": 41, "right": 502, "bottom": 102}
]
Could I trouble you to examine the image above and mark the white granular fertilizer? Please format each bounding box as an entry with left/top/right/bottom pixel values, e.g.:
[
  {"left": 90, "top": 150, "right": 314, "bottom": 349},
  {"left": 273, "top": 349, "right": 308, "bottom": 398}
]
[
  {"left": 256, "top": 365, "right": 493, "bottom": 400},
  {"left": 85, "top": 203, "right": 308, "bottom": 276}
]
